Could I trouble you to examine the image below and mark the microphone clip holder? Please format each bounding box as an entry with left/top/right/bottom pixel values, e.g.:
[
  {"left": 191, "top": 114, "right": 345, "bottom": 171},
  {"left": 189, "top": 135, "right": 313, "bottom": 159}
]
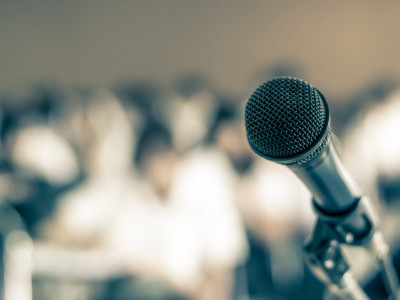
[
  {"left": 306, "top": 196, "right": 399, "bottom": 299},
  {"left": 312, "top": 196, "right": 378, "bottom": 246},
  {"left": 304, "top": 218, "right": 369, "bottom": 300}
]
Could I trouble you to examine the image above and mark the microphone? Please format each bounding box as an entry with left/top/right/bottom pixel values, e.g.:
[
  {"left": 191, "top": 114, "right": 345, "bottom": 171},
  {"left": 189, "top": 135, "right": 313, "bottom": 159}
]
[{"left": 244, "top": 77, "right": 377, "bottom": 243}]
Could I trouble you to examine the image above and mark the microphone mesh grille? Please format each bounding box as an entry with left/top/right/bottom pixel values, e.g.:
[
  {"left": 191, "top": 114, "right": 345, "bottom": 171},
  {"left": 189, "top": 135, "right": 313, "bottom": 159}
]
[{"left": 245, "top": 77, "right": 327, "bottom": 159}]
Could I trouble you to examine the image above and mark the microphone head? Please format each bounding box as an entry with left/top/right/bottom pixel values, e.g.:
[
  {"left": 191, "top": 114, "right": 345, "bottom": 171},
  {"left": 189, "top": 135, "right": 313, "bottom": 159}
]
[{"left": 245, "top": 77, "right": 330, "bottom": 165}]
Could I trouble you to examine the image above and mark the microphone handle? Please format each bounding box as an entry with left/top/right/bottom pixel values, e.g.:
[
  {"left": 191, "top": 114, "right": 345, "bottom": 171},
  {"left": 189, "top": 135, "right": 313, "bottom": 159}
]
[
  {"left": 290, "top": 139, "right": 361, "bottom": 215},
  {"left": 290, "top": 139, "right": 377, "bottom": 242}
]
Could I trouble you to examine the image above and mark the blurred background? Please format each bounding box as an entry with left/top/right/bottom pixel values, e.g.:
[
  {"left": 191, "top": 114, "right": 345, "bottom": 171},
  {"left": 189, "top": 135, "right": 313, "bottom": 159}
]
[{"left": 1, "top": 1, "right": 400, "bottom": 299}]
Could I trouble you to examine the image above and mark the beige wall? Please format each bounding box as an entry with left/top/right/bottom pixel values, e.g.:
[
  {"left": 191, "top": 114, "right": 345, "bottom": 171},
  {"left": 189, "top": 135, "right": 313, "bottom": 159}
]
[{"left": 1, "top": 1, "right": 400, "bottom": 99}]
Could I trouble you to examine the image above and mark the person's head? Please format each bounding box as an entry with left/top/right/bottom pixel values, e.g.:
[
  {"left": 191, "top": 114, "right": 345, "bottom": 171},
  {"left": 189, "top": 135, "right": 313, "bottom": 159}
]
[
  {"left": 209, "top": 101, "right": 254, "bottom": 174},
  {"left": 135, "top": 120, "right": 177, "bottom": 196}
]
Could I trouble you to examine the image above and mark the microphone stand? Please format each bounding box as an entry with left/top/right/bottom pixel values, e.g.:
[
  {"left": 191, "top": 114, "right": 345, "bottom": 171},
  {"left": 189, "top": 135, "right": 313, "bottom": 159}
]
[
  {"left": 304, "top": 219, "right": 370, "bottom": 300},
  {"left": 305, "top": 196, "right": 399, "bottom": 300}
]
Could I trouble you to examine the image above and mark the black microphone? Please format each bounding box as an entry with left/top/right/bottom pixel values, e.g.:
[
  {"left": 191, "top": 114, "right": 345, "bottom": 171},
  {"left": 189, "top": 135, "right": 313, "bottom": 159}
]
[{"left": 245, "top": 77, "right": 377, "bottom": 243}]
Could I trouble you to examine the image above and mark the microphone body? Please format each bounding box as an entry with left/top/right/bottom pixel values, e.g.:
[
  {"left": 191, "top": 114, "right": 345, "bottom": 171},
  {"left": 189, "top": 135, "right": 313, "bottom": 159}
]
[
  {"left": 245, "top": 77, "right": 377, "bottom": 243},
  {"left": 245, "top": 77, "right": 399, "bottom": 299}
]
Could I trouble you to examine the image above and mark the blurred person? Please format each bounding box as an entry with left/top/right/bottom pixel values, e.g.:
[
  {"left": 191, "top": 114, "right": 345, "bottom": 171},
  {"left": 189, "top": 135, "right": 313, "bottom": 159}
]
[
  {"left": 341, "top": 86, "right": 400, "bottom": 251},
  {"left": 161, "top": 79, "right": 250, "bottom": 299},
  {"left": 159, "top": 74, "right": 220, "bottom": 153},
  {"left": 0, "top": 86, "right": 78, "bottom": 300},
  {"left": 209, "top": 97, "right": 254, "bottom": 176},
  {"left": 129, "top": 107, "right": 248, "bottom": 300},
  {"left": 341, "top": 86, "right": 400, "bottom": 202},
  {"left": 36, "top": 88, "right": 137, "bottom": 246},
  {"left": 0, "top": 86, "right": 82, "bottom": 237},
  {"left": 113, "top": 81, "right": 165, "bottom": 159},
  {"left": 167, "top": 133, "right": 248, "bottom": 300},
  {"left": 134, "top": 120, "right": 178, "bottom": 199},
  {"left": 125, "top": 78, "right": 250, "bottom": 299}
]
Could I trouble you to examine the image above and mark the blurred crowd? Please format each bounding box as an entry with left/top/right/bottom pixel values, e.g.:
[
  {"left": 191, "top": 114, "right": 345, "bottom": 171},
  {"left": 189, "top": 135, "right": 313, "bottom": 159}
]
[{"left": 0, "top": 73, "right": 400, "bottom": 300}]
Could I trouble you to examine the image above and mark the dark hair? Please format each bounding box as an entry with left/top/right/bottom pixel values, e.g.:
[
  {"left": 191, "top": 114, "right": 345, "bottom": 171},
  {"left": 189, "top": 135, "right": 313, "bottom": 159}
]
[
  {"left": 207, "top": 98, "right": 239, "bottom": 144},
  {"left": 134, "top": 119, "right": 173, "bottom": 170}
]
